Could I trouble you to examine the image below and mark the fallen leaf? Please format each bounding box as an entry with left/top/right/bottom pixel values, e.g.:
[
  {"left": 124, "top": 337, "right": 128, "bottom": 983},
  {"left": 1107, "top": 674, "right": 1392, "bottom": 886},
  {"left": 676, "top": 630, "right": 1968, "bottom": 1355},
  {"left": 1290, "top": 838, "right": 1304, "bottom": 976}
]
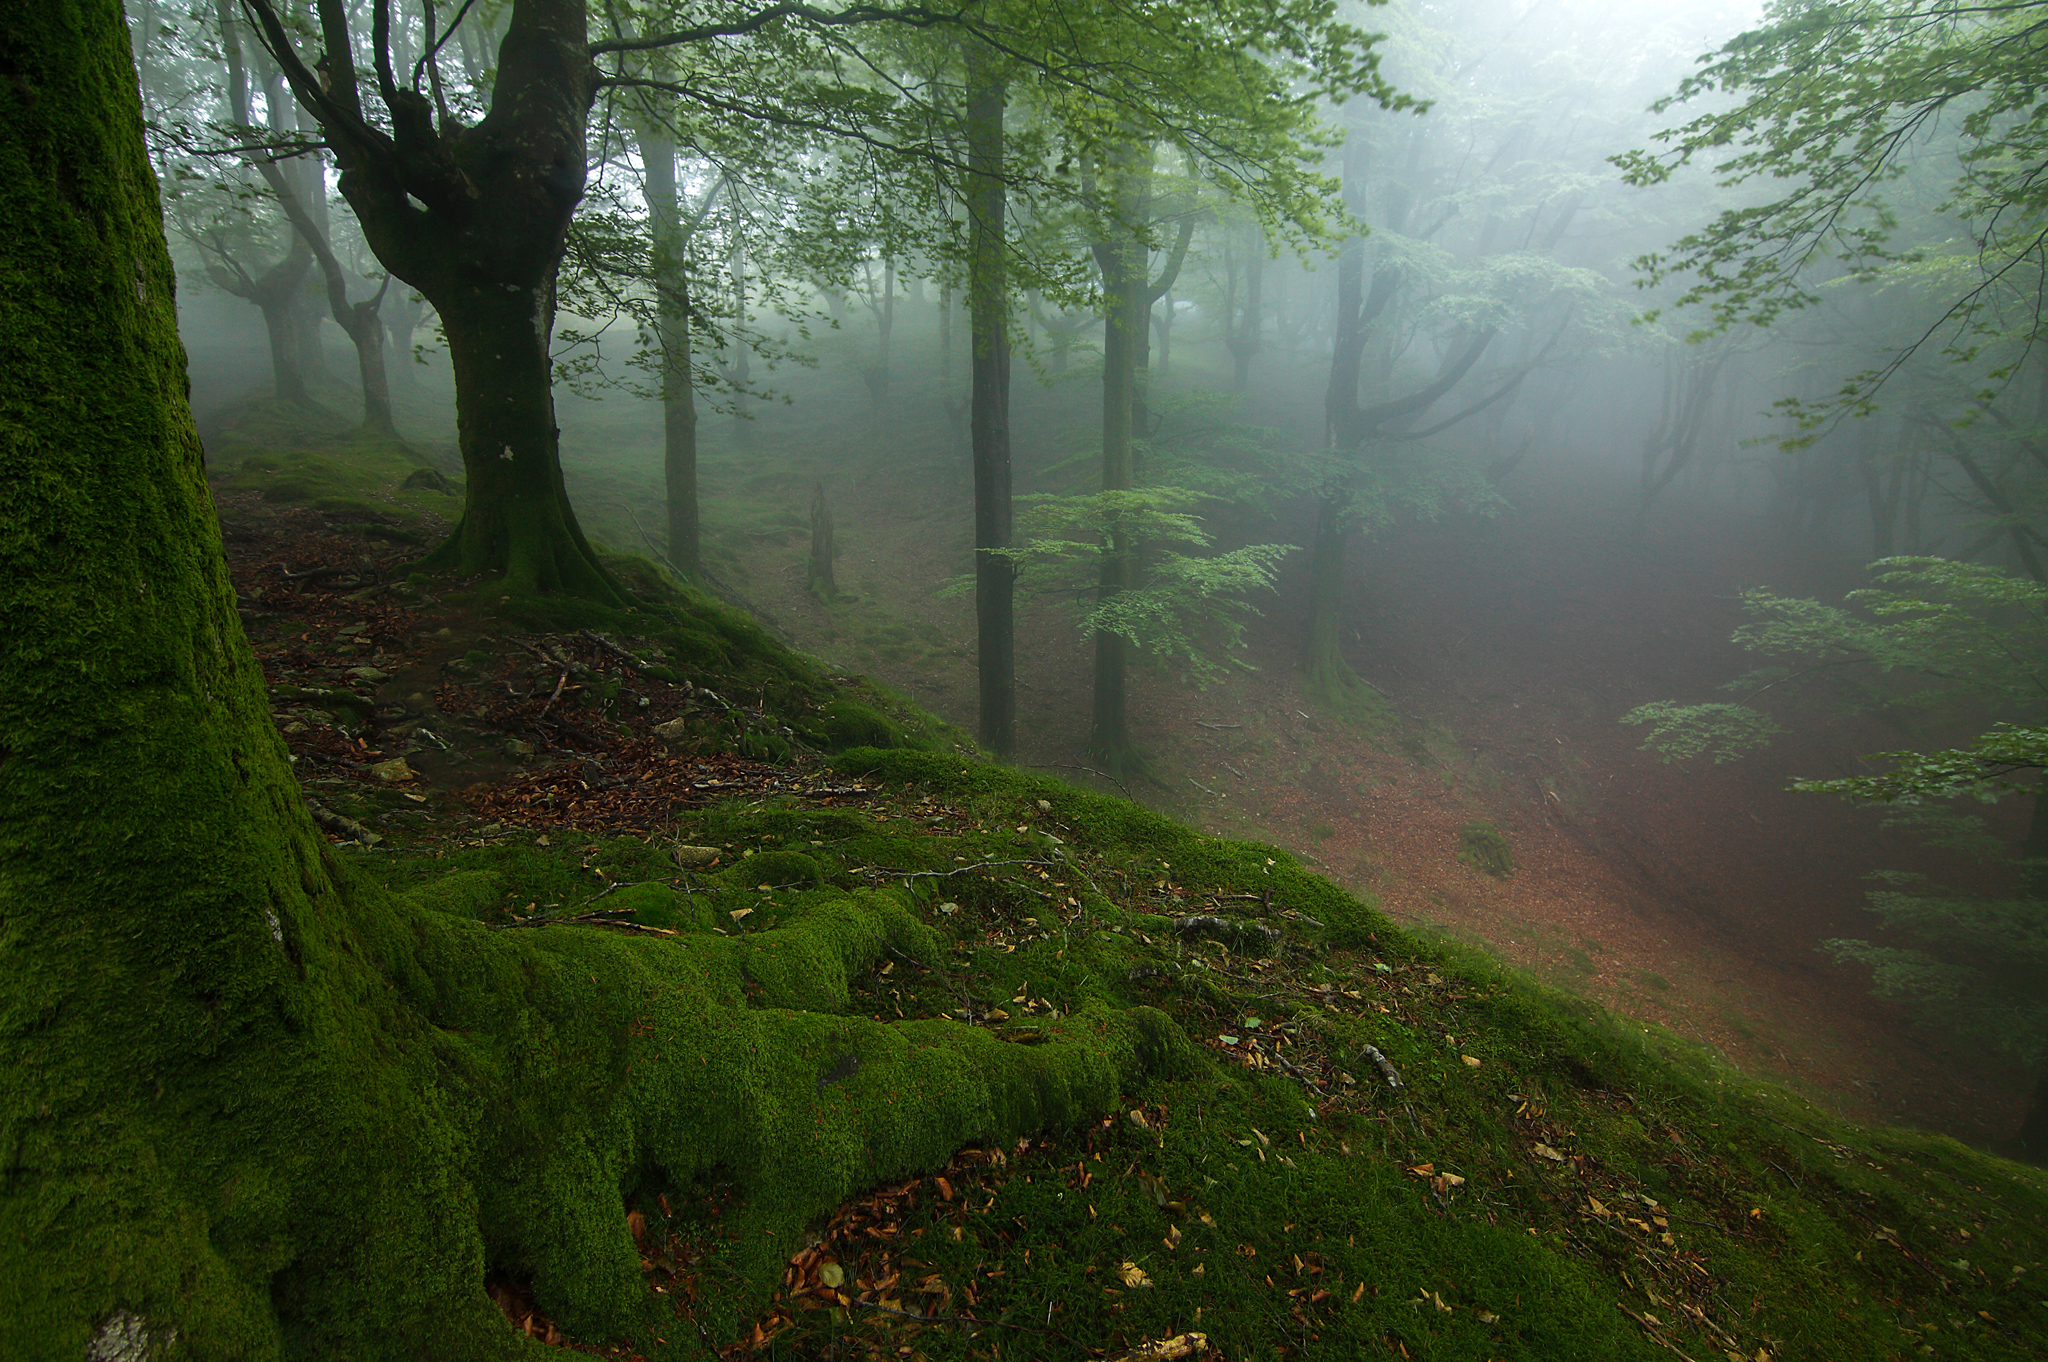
[
  {"left": 1461, "top": 1055, "right": 1483, "bottom": 1068},
  {"left": 1350, "top": 1282, "right": 1365, "bottom": 1304},
  {"left": 626, "top": 1210, "right": 646, "bottom": 1243},
  {"left": 1163, "top": 1224, "right": 1182, "bottom": 1251},
  {"left": 819, "top": 1262, "right": 844, "bottom": 1288},
  {"left": 1119, "top": 1262, "right": 1153, "bottom": 1288},
  {"left": 1533, "top": 1143, "right": 1565, "bottom": 1162},
  {"left": 935, "top": 1176, "right": 954, "bottom": 1202},
  {"left": 729, "top": 907, "right": 753, "bottom": 922}
]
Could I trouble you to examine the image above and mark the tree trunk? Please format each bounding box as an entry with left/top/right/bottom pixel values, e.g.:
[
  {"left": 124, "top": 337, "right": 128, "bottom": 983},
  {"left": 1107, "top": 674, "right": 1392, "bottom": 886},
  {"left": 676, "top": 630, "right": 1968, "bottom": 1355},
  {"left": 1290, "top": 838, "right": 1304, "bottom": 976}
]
[
  {"left": 245, "top": 0, "right": 623, "bottom": 605},
  {"left": 1088, "top": 144, "right": 1147, "bottom": 778},
  {"left": 260, "top": 160, "right": 397, "bottom": 438},
  {"left": 254, "top": 259, "right": 312, "bottom": 402},
  {"left": 967, "top": 50, "right": 1014, "bottom": 758},
  {"left": 419, "top": 283, "right": 623, "bottom": 600},
  {"left": 1, "top": 12, "right": 1169, "bottom": 1351},
  {"left": 638, "top": 122, "right": 700, "bottom": 577}
]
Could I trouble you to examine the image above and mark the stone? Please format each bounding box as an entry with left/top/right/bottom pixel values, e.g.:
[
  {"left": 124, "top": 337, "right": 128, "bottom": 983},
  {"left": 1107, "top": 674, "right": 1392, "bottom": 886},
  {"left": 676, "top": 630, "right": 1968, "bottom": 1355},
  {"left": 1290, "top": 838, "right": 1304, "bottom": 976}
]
[
  {"left": 369, "top": 757, "right": 415, "bottom": 783},
  {"left": 504, "top": 739, "right": 535, "bottom": 758},
  {"left": 346, "top": 666, "right": 389, "bottom": 683},
  {"left": 672, "top": 844, "right": 722, "bottom": 867},
  {"left": 653, "top": 717, "right": 690, "bottom": 740}
]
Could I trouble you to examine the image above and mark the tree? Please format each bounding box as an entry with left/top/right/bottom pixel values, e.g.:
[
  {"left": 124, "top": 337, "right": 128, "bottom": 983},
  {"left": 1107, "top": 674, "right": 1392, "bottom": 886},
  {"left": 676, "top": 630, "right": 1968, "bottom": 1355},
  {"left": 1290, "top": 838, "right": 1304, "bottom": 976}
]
[
  {"left": 0, "top": 6, "right": 1174, "bottom": 1352},
  {"left": 1621, "top": 557, "right": 2048, "bottom": 1154},
  {"left": 1618, "top": 0, "right": 2048, "bottom": 573}
]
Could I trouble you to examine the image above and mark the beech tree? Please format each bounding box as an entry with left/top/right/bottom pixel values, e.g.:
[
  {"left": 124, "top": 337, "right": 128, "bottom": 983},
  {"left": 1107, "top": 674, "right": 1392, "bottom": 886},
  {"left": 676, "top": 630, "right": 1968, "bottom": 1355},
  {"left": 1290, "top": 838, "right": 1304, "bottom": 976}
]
[{"left": 0, "top": 5, "right": 1175, "bottom": 1354}]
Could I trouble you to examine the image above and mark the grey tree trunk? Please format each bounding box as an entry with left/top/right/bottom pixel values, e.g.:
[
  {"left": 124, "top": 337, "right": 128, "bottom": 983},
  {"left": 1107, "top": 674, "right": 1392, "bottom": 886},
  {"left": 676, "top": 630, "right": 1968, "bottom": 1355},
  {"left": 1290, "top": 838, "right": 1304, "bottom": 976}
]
[{"left": 967, "top": 49, "right": 1014, "bottom": 758}]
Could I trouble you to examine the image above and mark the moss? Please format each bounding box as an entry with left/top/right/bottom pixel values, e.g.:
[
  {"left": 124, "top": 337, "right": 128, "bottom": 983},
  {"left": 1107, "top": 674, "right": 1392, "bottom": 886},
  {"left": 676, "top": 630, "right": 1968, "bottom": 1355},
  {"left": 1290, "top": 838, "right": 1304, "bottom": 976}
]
[
  {"left": 1458, "top": 820, "right": 1515, "bottom": 877},
  {"left": 816, "top": 699, "right": 903, "bottom": 752}
]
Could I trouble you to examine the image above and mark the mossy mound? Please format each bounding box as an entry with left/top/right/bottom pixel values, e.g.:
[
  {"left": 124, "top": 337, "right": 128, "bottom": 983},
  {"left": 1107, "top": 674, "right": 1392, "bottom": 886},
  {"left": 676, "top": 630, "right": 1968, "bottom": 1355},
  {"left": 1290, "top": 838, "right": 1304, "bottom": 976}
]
[
  {"left": 1458, "top": 819, "right": 1515, "bottom": 877},
  {"left": 815, "top": 699, "right": 904, "bottom": 752}
]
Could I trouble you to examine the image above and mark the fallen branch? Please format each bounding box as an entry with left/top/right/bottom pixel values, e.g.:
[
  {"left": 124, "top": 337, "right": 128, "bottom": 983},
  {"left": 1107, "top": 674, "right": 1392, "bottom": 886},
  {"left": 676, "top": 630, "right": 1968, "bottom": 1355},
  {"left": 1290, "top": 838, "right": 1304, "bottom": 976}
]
[
  {"left": 1360, "top": 1044, "right": 1404, "bottom": 1090},
  {"left": 1172, "top": 914, "right": 1280, "bottom": 946},
  {"left": 305, "top": 798, "right": 381, "bottom": 845}
]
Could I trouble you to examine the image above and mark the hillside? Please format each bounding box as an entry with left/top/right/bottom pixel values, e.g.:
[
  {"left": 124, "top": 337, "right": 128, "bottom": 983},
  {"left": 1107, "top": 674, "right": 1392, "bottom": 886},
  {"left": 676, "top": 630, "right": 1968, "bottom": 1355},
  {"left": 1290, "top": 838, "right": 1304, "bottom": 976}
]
[{"left": 209, "top": 426, "right": 2048, "bottom": 1362}]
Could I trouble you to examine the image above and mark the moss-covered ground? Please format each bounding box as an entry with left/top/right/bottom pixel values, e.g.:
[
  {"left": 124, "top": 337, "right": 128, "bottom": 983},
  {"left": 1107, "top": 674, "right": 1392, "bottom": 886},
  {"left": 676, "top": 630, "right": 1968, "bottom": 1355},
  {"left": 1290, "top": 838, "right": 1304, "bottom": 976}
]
[{"left": 208, "top": 402, "right": 2048, "bottom": 1360}]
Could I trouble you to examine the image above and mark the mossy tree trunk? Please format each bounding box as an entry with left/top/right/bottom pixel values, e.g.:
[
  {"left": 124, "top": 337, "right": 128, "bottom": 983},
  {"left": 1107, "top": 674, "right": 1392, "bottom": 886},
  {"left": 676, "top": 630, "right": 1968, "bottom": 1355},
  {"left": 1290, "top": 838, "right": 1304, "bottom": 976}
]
[
  {"left": 966, "top": 46, "right": 1015, "bottom": 759},
  {"left": 241, "top": 0, "right": 624, "bottom": 605},
  {"left": 0, "top": 9, "right": 1173, "bottom": 1355}
]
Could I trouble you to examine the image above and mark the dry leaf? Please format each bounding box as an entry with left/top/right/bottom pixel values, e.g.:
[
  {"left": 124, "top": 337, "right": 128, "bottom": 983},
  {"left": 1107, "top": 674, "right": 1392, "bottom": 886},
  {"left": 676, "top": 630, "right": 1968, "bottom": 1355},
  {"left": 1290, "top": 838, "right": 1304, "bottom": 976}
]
[
  {"left": 1163, "top": 1224, "right": 1182, "bottom": 1251},
  {"left": 1350, "top": 1282, "right": 1366, "bottom": 1304},
  {"left": 819, "top": 1262, "right": 844, "bottom": 1288},
  {"left": 1461, "top": 1055, "right": 1483, "bottom": 1068},
  {"left": 1119, "top": 1262, "right": 1154, "bottom": 1288},
  {"left": 729, "top": 907, "right": 753, "bottom": 922},
  {"left": 1533, "top": 1143, "right": 1565, "bottom": 1162},
  {"left": 626, "top": 1210, "right": 646, "bottom": 1244}
]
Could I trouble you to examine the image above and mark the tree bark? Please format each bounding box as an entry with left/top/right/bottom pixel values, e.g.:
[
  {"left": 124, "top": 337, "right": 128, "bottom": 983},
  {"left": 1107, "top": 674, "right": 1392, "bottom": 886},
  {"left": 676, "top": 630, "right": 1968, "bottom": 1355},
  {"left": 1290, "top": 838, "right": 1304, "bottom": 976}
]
[
  {"left": 1, "top": 12, "right": 1172, "bottom": 1352},
  {"left": 967, "top": 49, "right": 1014, "bottom": 758}
]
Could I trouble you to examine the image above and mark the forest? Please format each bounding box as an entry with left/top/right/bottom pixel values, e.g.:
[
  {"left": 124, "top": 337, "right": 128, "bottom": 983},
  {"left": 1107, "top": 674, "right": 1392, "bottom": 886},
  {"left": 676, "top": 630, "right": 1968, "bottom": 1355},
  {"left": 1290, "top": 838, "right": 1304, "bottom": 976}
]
[{"left": 4, "top": 0, "right": 2048, "bottom": 1358}]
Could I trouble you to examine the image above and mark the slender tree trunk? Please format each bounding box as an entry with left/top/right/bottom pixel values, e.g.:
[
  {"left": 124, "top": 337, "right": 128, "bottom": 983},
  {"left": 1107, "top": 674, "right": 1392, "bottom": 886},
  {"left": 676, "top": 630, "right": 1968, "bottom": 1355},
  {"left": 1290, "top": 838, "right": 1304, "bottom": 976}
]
[
  {"left": 639, "top": 123, "right": 700, "bottom": 576},
  {"left": 967, "top": 50, "right": 1014, "bottom": 758},
  {"left": 1088, "top": 145, "right": 1147, "bottom": 777},
  {"left": 254, "top": 265, "right": 312, "bottom": 403}
]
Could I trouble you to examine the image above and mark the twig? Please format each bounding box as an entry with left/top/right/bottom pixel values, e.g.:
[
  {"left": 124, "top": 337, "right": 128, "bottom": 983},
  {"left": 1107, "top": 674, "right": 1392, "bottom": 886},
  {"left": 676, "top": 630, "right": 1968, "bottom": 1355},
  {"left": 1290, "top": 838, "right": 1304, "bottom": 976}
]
[
  {"left": 1360, "top": 1044, "right": 1404, "bottom": 1090},
  {"left": 1188, "top": 776, "right": 1220, "bottom": 796},
  {"left": 305, "top": 798, "right": 381, "bottom": 845},
  {"left": 1196, "top": 720, "right": 1242, "bottom": 730},
  {"left": 536, "top": 670, "right": 569, "bottom": 721},
  {"left": 845, "top": 1296, "right": 1103, "bottom": 1353},
  {"left": 1027, "top": 762, "right": 1133, "bottom": 801}
]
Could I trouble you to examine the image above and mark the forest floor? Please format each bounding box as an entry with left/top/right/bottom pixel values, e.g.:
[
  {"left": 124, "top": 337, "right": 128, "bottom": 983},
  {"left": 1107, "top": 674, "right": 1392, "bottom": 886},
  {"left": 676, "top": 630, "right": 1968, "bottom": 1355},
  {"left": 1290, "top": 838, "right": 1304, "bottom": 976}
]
[
  {"left": 198, "top": 416, "right": 2048, "bottom": 1361},
  {"left": 709, "top": 451, "right": 2029, "bottom": 1157}
]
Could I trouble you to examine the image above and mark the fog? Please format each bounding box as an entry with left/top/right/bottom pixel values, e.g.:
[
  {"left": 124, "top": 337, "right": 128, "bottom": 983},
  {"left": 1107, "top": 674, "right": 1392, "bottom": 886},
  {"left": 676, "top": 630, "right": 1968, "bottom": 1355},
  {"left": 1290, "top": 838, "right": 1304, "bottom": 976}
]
[{"left": 144, "top": 0, "right": 2044, "bottom": 1153}]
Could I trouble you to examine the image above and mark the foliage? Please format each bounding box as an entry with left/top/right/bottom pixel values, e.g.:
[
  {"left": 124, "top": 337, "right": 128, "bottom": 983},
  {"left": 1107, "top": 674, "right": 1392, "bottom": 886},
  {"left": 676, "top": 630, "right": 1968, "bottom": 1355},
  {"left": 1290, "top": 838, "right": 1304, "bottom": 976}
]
[
  {"left": 1004, "top": 486, "right": 1294, "bottom": 683},
  {"left": 1617, "top": 0, "right": 2048, "bottom": 425},
  {"left": 1623, "top": 556, "right": 2048, "bottom": 764},
  {"left": 1623, "top": 554, "right": 2047, "bottom": 1091},
  {"left": 1621, "top": 700, "right": 1788, "bottom": 765}
]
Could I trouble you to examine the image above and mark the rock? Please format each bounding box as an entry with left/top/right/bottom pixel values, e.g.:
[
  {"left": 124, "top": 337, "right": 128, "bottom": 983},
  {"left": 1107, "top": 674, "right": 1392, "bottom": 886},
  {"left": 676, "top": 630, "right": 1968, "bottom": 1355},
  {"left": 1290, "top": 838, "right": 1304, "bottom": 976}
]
[
  {"left": 504, "top": 739, "right": 535, "bottom": 758},
  {"left": 401, "top": 465, "right": 458, "bottom": 494},
  {"left": 369, "top": 757, "right": 415, "bottom": 782},
  {"left": 346, "top": 666, "right": 390, "bottom": 683},
  {"left": 671, "top": 845, "right": 722, "bottom": 867},
  {"left": 653, "top": 717, "right": 690, "bottom": 740}
]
